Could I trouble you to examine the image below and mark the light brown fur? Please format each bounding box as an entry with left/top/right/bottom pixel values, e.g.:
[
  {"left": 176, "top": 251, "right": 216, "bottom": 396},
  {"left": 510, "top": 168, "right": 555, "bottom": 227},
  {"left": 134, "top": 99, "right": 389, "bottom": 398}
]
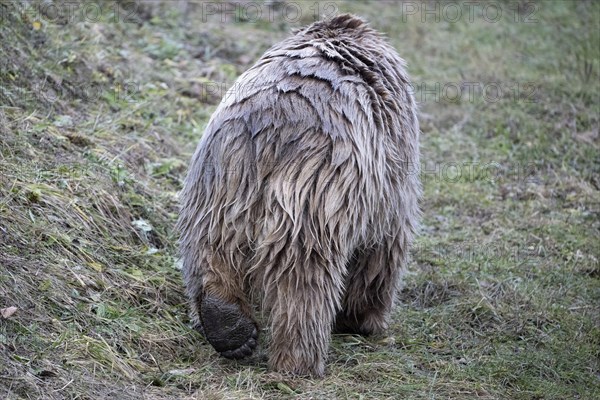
[{"left": 178, "top": 14, "right": 421, "bottom": 377}]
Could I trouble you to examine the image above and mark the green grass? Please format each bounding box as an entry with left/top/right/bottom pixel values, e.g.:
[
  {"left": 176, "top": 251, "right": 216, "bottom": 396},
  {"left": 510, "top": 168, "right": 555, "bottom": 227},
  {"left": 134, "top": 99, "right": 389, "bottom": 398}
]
[{"left": 1, "top": 1, "right": 598, "bottom": 399}]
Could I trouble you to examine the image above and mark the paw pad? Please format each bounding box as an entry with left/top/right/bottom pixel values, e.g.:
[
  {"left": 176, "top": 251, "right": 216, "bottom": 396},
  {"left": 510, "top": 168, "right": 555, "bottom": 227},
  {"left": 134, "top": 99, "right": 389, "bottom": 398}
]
[{"left": 200, "top": 295, "right": 258, "bottom": 359}]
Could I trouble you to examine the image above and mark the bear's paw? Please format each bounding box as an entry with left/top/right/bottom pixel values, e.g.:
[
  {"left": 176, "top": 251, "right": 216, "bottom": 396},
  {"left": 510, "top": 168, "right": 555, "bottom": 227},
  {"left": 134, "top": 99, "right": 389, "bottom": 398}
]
[{"left": 200, "top": 295, "right": 258, "bottom": 359}]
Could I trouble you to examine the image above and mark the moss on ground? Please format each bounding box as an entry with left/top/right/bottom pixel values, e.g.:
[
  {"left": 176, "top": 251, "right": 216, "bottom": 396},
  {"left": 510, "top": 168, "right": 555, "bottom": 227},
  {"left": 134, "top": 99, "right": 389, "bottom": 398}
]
[{"left": 1, "top": 1, "right": 598, "bottom": 399}]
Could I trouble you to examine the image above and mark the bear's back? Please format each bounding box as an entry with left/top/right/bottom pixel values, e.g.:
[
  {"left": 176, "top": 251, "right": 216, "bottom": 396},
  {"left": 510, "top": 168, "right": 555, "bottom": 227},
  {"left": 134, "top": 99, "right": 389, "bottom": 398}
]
[{"left": 183, "top": 14, "right": 420, "bottom": 255}]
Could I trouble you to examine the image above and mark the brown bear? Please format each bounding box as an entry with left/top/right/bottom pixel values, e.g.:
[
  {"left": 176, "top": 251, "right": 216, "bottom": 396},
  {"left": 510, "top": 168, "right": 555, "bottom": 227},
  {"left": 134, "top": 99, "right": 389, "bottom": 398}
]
[{"left": 178, "top": 14, "right": 420, "bottom": 377}]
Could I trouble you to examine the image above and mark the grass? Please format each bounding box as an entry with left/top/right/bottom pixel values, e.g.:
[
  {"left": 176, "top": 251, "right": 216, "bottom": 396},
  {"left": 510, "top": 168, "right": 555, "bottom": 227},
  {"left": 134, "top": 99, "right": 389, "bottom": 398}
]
[{"left": 1, "top": 0, "right": 598, "bottom": 399}]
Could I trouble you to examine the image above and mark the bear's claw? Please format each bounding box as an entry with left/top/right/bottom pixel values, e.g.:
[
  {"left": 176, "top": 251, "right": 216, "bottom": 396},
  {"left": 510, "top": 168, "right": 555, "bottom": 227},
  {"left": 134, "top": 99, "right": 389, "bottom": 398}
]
[
  {"left": 220, "top": 331, "right": 257, "bottom": 359},
  {"left": 199, "top": 295, "right": 258, "bottom": 359}
]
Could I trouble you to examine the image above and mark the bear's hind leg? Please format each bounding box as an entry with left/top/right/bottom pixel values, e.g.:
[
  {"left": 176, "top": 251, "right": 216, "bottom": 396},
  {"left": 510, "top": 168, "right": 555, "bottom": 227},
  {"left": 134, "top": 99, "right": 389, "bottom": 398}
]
[
  {"left": 262, "top": 251, "right": 345, "bottom": 377},
  {"left": 335, "top": 239, "right": 407, "bottom": 336},
  {"left": 187, "top": 253, "right": 258, "bottom": 359}
]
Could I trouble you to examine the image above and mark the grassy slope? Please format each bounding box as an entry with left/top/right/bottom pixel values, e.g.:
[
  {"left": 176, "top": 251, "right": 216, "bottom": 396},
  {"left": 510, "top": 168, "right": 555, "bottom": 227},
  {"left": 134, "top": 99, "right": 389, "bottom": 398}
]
[{"left": 1, "top": 1, "right": 598, "bottom": 399}]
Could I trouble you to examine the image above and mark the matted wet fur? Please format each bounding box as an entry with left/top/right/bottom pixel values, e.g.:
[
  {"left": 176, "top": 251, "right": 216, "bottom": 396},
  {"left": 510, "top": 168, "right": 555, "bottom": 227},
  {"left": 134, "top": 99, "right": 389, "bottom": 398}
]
[{"left": 178, "top": 14, "right": 421, "bottom": 377}]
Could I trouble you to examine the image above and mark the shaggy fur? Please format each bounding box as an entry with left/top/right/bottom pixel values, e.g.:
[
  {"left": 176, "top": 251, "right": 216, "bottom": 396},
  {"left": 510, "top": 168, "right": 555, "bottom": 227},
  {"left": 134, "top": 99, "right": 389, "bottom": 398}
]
[{"left": 178, "top": 14, "right": 421, "bottom": 377}]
